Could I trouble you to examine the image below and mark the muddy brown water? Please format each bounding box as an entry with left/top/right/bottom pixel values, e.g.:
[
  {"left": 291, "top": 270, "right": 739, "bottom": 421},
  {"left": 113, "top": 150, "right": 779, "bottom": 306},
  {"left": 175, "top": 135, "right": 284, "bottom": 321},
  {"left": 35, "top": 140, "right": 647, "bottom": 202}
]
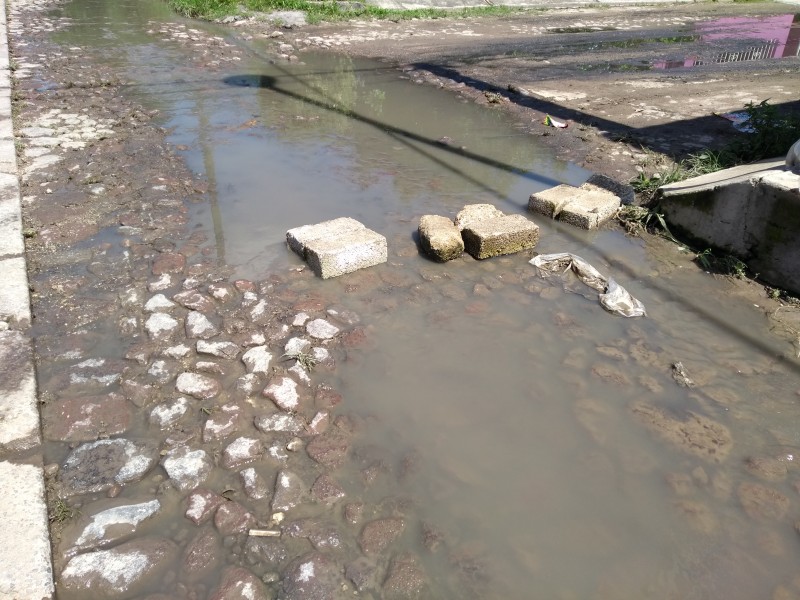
[{"left": 31, "top": 0, "right": 800, "bottom": 597}]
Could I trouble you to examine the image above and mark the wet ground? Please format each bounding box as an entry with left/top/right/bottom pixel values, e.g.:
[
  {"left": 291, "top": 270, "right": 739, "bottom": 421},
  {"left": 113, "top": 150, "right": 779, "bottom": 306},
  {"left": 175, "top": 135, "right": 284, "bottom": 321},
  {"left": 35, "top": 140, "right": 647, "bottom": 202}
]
[{"left": 11, "top": 0, "right": 800, "bottom": 598}]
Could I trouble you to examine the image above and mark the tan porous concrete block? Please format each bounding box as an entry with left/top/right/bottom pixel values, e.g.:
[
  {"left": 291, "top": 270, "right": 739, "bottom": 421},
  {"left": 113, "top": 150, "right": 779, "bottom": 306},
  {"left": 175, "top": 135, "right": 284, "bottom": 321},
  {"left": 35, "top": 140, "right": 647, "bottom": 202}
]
[
  {"left": 455, "top": 203, "right": 504, "bottom": 231},
  {"left": 462, "top": 214, "right": 539, "bottom": 259},
  {"left": 305, "top": 228, "right": 388, "bottom": 279},
  {"left": 558, "top": 188, "right": 621, "bottom": 230},
  {"left": 286, "top": 217, "right": 365, "bottom": 257},
  {"left": 418, "top": 215, "right": 464, "bottom": 262},
  {"left": 528, "top": 184, "right": 620, "bottom": 230}
]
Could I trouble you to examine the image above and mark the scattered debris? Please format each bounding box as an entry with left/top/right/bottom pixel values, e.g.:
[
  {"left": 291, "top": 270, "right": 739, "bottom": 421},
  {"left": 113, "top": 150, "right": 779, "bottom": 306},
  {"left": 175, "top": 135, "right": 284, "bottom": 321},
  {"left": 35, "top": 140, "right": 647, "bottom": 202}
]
[
  {"left": 543, "top": 114, "right": 568, "bottom": 128},
  {"left": 672, "top": 361, "right": 695, "bottom": 387}
]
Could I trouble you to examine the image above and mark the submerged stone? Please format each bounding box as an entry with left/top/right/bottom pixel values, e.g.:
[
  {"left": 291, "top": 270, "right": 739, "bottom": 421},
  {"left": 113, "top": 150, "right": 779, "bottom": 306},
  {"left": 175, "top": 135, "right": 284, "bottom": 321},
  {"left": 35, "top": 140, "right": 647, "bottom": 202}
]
[
  {"left": 282, "top": 552, "right": 342, "bottom": 600},
  {"left": 272, "top": 470, "right": 307, "bottom": 511},
  {"left": 162, "top": 446, "right": 213, "bottom": 491},
  {"left": 185, "top": 488, "right": 226, "bottom": 525},
  {"left": 359, "top": 517, "right": 405, "bottom": 554},
  {"left": 242, "top": 345, "right": 273, "bottom": 374},
  {"left": 60, "top": 438, "right": 158, "bottom": 496},
  {"left": 60, "top": 537, "right": 178, "bottom": 599},
  {"left": 62, "top": 499, "right": 161, "bottom": 555},
  {"left": 208, "top": 566, "right": 269, "bottom": 600},
  {"left": 176, "top": 372, "right": 221, "bottom": 400},
  {"left": 382, "top": 553, "right": 428, "bottom": 599},
  {"left": 418, "top": 214, "right": 464, "bottom": 262},
  {"left": 182, "top": 530, "right": 222, "bottom": 583},
  {"left": 44, "top": 393, "right": 132, "bottom": 442},
  {"left": 263, "top": 376, "right": 300, "bottom": 411}
]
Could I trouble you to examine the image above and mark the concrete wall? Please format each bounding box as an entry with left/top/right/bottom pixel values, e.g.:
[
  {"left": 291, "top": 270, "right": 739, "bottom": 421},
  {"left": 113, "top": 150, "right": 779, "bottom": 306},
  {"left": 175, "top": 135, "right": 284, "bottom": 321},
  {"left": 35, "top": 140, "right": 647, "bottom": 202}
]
[{"left": 659, "top": 160, "right": 800, "bottom": 295}]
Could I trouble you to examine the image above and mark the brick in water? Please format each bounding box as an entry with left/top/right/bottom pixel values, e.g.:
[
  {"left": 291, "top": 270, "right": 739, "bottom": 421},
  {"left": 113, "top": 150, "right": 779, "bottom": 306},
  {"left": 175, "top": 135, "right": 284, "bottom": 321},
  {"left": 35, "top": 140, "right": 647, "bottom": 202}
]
[
  {"left": 418, "top": 214, "right": 464, "bottom": 262},
  {"left": 286, "top": 218, "right": 387, "bottom": 278},
  {"left": 528, "top": 184, "right": 620, "bottom": 230},
  {"left": 461, "top": 214, "right": 539, "bottom": 259}
]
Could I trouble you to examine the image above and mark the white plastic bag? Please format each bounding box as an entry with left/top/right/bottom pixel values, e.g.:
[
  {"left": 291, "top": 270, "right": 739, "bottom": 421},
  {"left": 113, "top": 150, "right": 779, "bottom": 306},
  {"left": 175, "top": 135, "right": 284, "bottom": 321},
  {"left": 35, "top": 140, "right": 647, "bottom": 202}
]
[{"left": 530, "top": 253, "right": 646, "bottom": 318}]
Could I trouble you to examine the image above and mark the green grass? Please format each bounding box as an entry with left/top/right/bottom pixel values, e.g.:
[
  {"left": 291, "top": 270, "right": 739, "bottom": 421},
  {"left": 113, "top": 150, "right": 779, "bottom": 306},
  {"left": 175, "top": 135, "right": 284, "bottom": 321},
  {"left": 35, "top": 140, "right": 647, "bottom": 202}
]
[{"left": 168, "top": 0, "right": 525, "bottom": 23}]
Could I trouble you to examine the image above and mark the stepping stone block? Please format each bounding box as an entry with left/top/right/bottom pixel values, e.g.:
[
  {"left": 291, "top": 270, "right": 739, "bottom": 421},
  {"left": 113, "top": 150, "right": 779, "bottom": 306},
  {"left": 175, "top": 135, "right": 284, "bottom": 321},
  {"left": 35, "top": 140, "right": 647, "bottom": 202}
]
[
  {"left": 418, "top": 215, "right": 464, "bottom": 262},
  {"left": 461, "top": 214, "right": 539, "bottom": 259},
  {"left": 287, "top": 217, "right": 387, "bottom": 279},
  {"left": 528, "top": 183, "right": 621, "bottom": 230}
]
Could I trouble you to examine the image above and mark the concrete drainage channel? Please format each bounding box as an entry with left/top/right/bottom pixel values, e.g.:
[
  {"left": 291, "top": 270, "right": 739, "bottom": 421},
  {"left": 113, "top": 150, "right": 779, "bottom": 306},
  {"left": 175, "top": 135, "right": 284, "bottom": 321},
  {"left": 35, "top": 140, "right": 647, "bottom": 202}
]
[{"left": 0, "top": 2, "right": 55, "bottom": 599}]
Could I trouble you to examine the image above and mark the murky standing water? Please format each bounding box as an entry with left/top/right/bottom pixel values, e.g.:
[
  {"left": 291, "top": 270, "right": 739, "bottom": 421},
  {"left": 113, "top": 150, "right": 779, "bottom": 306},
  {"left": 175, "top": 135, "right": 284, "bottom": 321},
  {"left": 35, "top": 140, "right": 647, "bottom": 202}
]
[{"left": 37, "top": 0, "right": 800, "bottom": 597}]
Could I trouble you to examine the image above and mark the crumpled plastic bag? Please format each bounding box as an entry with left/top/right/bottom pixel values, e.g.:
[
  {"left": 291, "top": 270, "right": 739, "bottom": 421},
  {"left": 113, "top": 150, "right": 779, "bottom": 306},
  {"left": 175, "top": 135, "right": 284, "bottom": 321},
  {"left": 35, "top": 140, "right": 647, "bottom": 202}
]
[{"left": 530, "top": 253, "right": 647, "bottom": 318}]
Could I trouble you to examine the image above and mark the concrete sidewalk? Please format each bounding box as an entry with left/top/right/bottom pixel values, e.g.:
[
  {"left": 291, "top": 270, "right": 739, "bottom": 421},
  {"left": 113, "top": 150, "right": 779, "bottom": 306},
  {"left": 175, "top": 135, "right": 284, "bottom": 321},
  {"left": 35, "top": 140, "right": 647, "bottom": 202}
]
[{"left": 0, "top": 0, "right": 55, "bottom": 598}]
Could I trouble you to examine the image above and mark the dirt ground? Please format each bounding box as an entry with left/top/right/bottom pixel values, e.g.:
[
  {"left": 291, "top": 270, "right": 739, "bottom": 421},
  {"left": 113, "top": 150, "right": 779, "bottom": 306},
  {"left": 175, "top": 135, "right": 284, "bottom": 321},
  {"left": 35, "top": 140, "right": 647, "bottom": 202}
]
[{"left": 249, "top": 1, "right": 800, "bottom": 186}]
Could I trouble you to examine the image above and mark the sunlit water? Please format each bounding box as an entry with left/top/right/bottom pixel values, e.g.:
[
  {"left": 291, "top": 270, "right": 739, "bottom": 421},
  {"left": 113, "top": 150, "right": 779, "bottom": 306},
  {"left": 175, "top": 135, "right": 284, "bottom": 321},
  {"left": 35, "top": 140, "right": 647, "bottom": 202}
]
[{"left": 42, "top": 1, "right": 800, "bottom": 597}]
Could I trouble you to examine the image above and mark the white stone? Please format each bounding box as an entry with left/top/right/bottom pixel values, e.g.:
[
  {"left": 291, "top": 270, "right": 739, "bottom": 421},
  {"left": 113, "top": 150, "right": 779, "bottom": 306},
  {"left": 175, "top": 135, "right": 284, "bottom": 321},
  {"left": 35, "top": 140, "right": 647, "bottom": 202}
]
[
  {"left": 242, "top": 346, "right": 272, "bottom": 374},
  {"left": 197, "top": 340, "right": 240, "bottom": 359},
  {"left": 144, "top": 313, "right": 178, "bottom": 339},
  {"left": 288, "top": 363, "right": 311, "bottom": 385},
  {"left": 292, "top": 312, "right": 310, "bottom": 327},
  {"left": 143, "top": 294, "right": 175, "bottom": 312},
  {"left": 255, "top": 413, "right": 305, "bottom": 434},
  {"left": 162, "top": 344, "right": 191, "bottom": 359},
  {"left": 306, "top": 319, "right": 339, "bottom": 340},
  {"left": 148, "top": 397, "right": 190, "bottom": 429},
  {"left": 73, "top": 500, "right": 161, "bottom": 550},
  {"left": 263, "top": 377, "right": 299, "bottom": 412},
  {"left": 222, "top": 437, "right": 262, "bottom": 469},
  {"left": 284, "top": 337, "right": 311, "bottom": 355},
  {"left": 162, "top": 447, "right": 213, "bottom": 491},
  {"left": 176, "top": 372, "right": 220, "bottom": 400},
  {"left": 185, "top": 311, "right": 217, "bottom": 339},
  {"left": 148, "top": 273, "right": 172, "bottom": 292}
]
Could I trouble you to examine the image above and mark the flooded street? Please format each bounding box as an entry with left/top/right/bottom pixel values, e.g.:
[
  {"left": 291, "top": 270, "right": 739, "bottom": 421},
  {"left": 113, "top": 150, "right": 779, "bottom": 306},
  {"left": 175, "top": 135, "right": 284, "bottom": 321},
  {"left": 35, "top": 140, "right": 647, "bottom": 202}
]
[{"left": 12, "top": 0, "right": 800, "bottom": 597}]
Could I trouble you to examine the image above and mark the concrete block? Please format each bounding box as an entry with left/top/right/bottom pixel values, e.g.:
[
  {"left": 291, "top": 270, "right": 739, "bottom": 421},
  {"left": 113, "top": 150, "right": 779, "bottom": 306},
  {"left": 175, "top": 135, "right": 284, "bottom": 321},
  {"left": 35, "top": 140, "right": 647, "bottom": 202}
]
[
  {"left": 528, "top": 184, "right": 620, "bottom": 230},
  {"left": 0, "top": 461, "right": 55, "bottom": 599},
  {"left": 455, "top": 203, "right": 504, "bottom": 231},
  {"left": 286, "top": 217, "right": 365, "bottom": 258},
  {"left": 462, "top": 214, "right": 539, "bottom": 259},
  {"left": 305, "top": 228, "right": 387, "bottom": 279},
  {"left": 0, "top": 331, "right": 39, "bottom": 455},
  {"left": 287, "top": 217, "right": 387, "bottom": 278},
  {"left": 418, "top": 215, "right": 463, "bottom": 262},
  {"left": 0, "top": 172, "right": 22, "bottom": 258},
  {"left": 584, "top": 173, "right": 635, "bottom": 205}
]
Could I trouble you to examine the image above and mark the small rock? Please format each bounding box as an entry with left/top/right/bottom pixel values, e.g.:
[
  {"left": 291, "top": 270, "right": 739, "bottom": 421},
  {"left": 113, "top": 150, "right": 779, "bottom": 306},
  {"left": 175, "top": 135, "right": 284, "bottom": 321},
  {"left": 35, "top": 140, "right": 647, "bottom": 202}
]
[
  {"left": 182, "top": 530, "right": 222, "bottom": 583},
  {"left": 63, "top": 499, "right": 161, "bottom": 554},
  {"left": 263, "top": 376, "right": 300, "bottom": 411},
  {"left": 382, "top": 553, "right": 428, "bottom": 598},
  {"left": 59, "top": 439, "right": 158, "bottom": 496},
  {"left": 242, "top": 346, "right": 273, "bottom": 374},
  {"left": 185, "top": 311, "right": 218, "bottom": 339},
  {"left": 152, "top": 252, "right": 186, "bottom": 275},
  {"left": 208, "top": 566, "right": 269, "bottom": 600},
  {"left": 240, "top": 467, "right": 271, "bottom": 500},
  {"left": 359, "top": 518, "right": 405, "bottom": 554},
  {"left": 162, "top": 446, "right": 213, "bottom": 491},
  {"left": 214, "top": 501, "right": 255, "bottom": 536},
  {"left": 285, "top": 337, "right": 311, "bottom": 355},
  {"left": 173, "top": 290, "right": 215, "bottom": 312},
  {"left": 222, "top": 437, "right": 263, "bottom": 469},
  {"left": 306, "top": 433, "right": 350, "bottom": 469},
  {"left": 272, "top": 470, "right": 307, "bottom": 511},
  {"left": 185, "top": 489, "right": 225, "bottom": 525},
  {"left": 281, "top": 552, "right": 341, "bottom": 600},
  {"left": 143, "top": 294, "right": 176, "bottom": 312},
  {"left": 311, "top": 474, "right": 345, "bottom": 504},
  {"left": 149, "top": 397, "right": 191, "bottom": 429},
  {"left": 306, "top": 319, "right": 339, "bottom": 340},
  {"left": 418, "top": 214, "right": 464, "bottom": 262},
  {"left": 203, "top": 403, "right": 244, "bottom": 442},
  {"left": 176, "top": 372, "right": 221, "bottom": 400},
  {"left": 145, "top": 313, "right": 178, "bottom": 339},
  {"left": 255, "top": 412, "right": 306, "bottom": 434}
]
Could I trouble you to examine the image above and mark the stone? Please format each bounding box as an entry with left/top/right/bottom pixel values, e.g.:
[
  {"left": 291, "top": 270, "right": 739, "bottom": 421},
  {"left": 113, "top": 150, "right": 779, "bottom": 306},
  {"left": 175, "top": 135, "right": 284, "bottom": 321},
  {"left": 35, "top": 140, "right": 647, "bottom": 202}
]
[
  {"left": 240, "top": 467, "right": 270, "bottom": 500},
  {"left": 242, "top": 345, "right": 272, "bottom": 374},
  {"left": 315, "top": 385, "right": 342, "bottom": 410},
  {"left": 307, "top": 411, "right": 330, "bottom": 436},
  {"left": 63, "top": 499, "right": 161, "bottom": 554},
  {"left": 176, "top": 372, "right": 220, "bottom": 400},
  {"left": 208, "top": 566, "right": 269, "bottom": 600},
  {"left": 382, "top": 553, "right": 428, "bottom": 599},
  {"left": 185, "top": 489, "right": 226, "bottom": 525},
  {"left": 454, "top": 203, "right": 504, "bottom": 231},
  {"left": 461, "top": 214, "right": 539, "bottom": 259},
  {"left": 287, "top": 217, "right": 387, "bottom": 279},
  {"left": 152, "top": 252, "right": 185, "bottom": 275},
  {"left": 306, "top": 433, "right": 350, "bottom": 469},
  {"left": 745, "top": 456, "right": 788, "bottom": 482},
  {"left": 631, "top": 402, "right": 732, "bottom": 463},
  {"left": 306, "top": 318, "right": 339, "bottom": 340},
  {"left": 272, "top": 470, "right": 307, "bottom": 511},
  {"left": 208, "top": 283, "right": 235, "bottom": 302},
  {"left": 359, "top": 518, "right": 405, "bottom": 554},
  {"left": 311, "top": 474, "right": 345, "bottom": 504},
  {"left": 214, "top": 501, "right": 255, "bottom": 536},
  {"left": 738, "top": 482, "right": 790, "bottom": 520},
  {"left": 285, "top": 337, "right": 311, "bottom": 355},
  {"left": 143, "top": 294, "right": 176, "bottom": 313},
  {"left": 585, "top": 173, "right": 635, "bottom": 205},
  {"left": 60, "top": 439, "right": 158, "bottom": 496},
  {"left": 222, "top": 437, "right": 263, "bottom": 469},
  {"left": 203, "top": 403, "right": 244, "bottom": 442},
  {"left": 43, "top": 393, "right": 132, "bottom": 442},
  {"left": 149, "top": 397, "right": 191, "bottom": 429},
  {"left": 528, "top": 183, "right": 620, "bottom": 229},
  {"left": 185, "top": 311, "right": 218, "bottom": 339},
  {"left": 418, "top": 214, "right": 464, "bottom": 262},
  {"left": 60, "top": 538, "right": 178, "bottom": 599},
  {"left": 162, "top": 447, "right": 213, "bottom": 491},
  {"left": 281, "top": 552, "right": 341, "bottom": 600},
  {"left": 235, "top": 373, "right": 261, "bottom": 395},
  {"left": 173, "top": 290, "right": 215, "bottom": 312},
  {"left": 346, "top": 557, "right": 379, "bottom": 592},
  {"left": 255, "top": 412, "right": 306, "bottom": 434},
  {"left": 144, "top": 312, "right": 178, "bottom": 339},
  {"left": 182, "top": 530, "right": 222, "bottom": 583},
  {"left": 283, "top": 518, "right": 342, "bottom": 550},
  {"left": 263, "top": 376, "right": 300, "bottom": 411},
  {"left": 197, "top": 340, "right": 240, "bottom": 360}
]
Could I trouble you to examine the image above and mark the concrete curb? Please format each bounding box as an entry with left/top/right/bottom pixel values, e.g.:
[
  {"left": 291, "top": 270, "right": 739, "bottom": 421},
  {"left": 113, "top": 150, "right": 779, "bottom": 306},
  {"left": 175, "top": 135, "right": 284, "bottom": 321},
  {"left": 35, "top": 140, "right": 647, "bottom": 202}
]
[{"left": 0, "top": 0, "right": 55, "bottom": 598}]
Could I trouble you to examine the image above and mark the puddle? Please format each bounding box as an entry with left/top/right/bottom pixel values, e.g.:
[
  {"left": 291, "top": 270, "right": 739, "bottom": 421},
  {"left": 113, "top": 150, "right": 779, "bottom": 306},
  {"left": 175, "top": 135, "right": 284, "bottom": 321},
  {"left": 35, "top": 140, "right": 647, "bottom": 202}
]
[{"left": 25, "top": 0, "right": 800, "bottom": 598}]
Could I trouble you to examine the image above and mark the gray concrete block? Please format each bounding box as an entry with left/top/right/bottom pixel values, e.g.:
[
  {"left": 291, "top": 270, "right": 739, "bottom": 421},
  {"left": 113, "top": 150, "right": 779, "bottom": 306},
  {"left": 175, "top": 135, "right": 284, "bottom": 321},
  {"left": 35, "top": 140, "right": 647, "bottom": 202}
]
[
  {"left": 0, "top": 173, "right": 22, "bottom": 258},
  {"left": 305, "top": 228, "right": 388, "bottom": 279},
  {"left": 286, "top": 217, "right": 365, "bottom": 258},
  {"left": 0, "top": 461, "right": 55, "bottom": 600},
  {"left": 0, "top": 257, "right": 30, "bottom": 326},
  {"left": 528, "top": 184, "right": 620, "bottom": 230},
  {"left": 0, "top": 331, "right": 39, "bottom": 455},
  {"left": 584, "top": 173, "right": 635, "bottom": 205},
  {"left": 462, "top": 214, "right": 539, "bottom": 259},
  {"left": 455, "top": 203, "right": 504, "bottom": 231},
  {"left": 418, "top": 214, "right": 464, "bottom": 262}
]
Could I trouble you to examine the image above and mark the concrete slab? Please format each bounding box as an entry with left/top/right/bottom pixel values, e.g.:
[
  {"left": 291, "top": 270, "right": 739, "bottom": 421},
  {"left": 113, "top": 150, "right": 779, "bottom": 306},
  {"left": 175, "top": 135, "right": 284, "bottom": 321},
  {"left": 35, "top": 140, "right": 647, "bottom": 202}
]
[
  {"left": 0, "top": 172, "right": 22, "bottom": 257},
  {"left": 0, "top": 461, "right": 55, "bottom": 600},
  {"left": 454, "top": 203, "right": 504, "bottom": 231},
  {"left": 462, "top": 214, "right": 539, "bottom": 259},
  {"left": 0, "top": 256, "right": 31, "bottom": 326},
  {"left": 418, "top": 214, "right": 463, "bottom": 262},
  {"left": 305, "top": 228, "right": 388, "bottom": 278},
  {"left": 286, "top": 217, "right": 365, "bottom": 258},
  {"left": 659, "top": 158, "right": 784, "bottom": 197},
  {"left": 0, "top": 330, "right": 39, "bottom": 455},
  {"left": 528, "top": 184, "right": 620, "bottom": 230}
]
